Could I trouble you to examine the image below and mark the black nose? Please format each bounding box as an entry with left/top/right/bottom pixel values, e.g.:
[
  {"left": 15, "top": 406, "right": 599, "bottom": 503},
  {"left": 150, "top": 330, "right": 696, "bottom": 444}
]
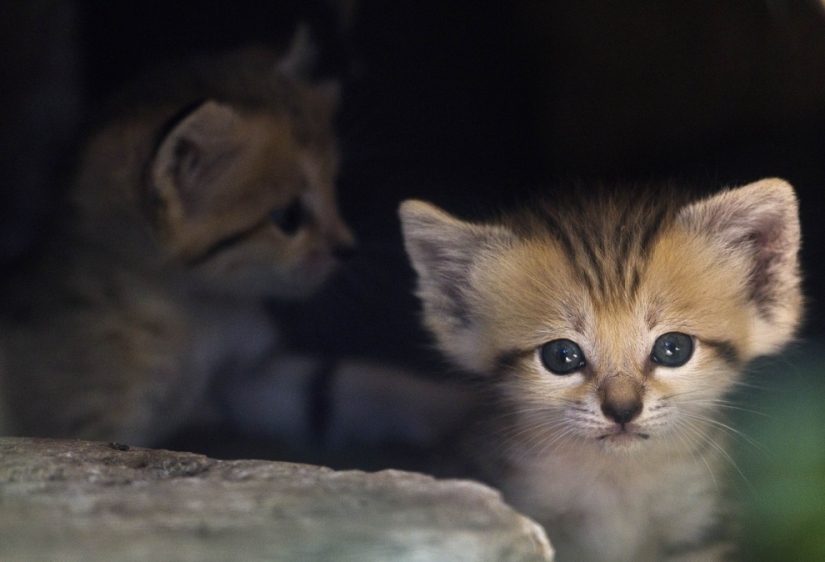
[
  {"left": 601, "top": 400, "right": 642, "bottom": 425},
  {"left": 332, "top": 243, "right": 357, "bottom": 261}
]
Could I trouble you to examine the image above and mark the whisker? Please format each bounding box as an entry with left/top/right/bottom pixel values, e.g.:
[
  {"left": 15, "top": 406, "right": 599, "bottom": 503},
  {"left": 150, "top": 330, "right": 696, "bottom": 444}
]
[
  {"left": 683, "top": 399, "right": 771, "bottom": 418},
  {"left": 668, "top": 422, "right": 699, "bottom": 460},
  {"left": 680, "top": 418, "right": 755, "bottom": 495},
  {"left": 672, "top": 420, "right": 719, "bottom": 491},
  {"left": 527, "top": 424, "right": 579, "bottom": 461},
  {"left": 485, "top": 409, "right": 573, "bottom": 460},
  {"left": 680, "top": 412, "right": 769, "bottom": 455}
]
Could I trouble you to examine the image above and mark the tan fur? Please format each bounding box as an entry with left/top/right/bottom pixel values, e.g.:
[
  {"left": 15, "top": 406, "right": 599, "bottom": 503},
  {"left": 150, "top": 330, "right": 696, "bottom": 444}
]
[
  {"left": 0, "top": 35, "right": 354, "bottom": 445},
  {"left": 400, "top": 179, "right": 802, "bottom": 562}
]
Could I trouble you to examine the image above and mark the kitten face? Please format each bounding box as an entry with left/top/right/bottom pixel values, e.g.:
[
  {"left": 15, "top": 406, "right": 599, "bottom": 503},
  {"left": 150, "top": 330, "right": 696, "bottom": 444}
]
[
  {"left": 74, "top": 40, "right": 355, "bottom": 301},
  {"left": 147, "top": 100, "right": 354, "bottom": 299},
  {"left": 400, "top": 179, "right": 801, "bottom": 455},
  {"left": 474, "top": 230, "right": 751, "bottom": 452}
]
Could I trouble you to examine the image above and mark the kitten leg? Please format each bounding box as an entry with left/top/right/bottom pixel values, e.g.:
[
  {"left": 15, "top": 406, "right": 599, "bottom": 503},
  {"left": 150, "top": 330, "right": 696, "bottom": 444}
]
[
  {"left": 325, "top": 360, "right": 479, "bottom": 449},
  {"left": 222, "top": 356, "right": 479, "bottom": 449}
]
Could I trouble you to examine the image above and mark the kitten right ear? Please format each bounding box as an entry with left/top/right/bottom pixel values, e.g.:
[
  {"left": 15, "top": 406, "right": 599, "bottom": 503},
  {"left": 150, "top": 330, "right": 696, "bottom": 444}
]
[
  {"left": 677, "top": 178, "right": 803, "bottom": 356},
  {"left": 399, "top": 200, "right": 514, "bottom": 372},
  {"left": 277, "top": 24, "right": 318, "bottom": 80}
]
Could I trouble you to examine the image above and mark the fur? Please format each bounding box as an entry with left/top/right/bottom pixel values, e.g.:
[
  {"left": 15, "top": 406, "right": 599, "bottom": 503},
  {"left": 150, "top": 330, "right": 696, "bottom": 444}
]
[{"left": 400, "top": 178, "right": 802, "bottom": 561}]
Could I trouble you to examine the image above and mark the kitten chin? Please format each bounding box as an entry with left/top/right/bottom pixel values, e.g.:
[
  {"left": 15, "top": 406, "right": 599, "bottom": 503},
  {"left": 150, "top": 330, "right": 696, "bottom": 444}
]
[{"left": 400, "top": 178, "right": 802, "bottom": 562}]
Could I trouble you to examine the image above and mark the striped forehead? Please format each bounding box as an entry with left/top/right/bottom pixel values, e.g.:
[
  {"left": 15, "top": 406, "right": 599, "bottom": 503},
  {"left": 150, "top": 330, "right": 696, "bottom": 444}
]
[{"left": 519, "top": 195, "right": 680, "bottom": 304}]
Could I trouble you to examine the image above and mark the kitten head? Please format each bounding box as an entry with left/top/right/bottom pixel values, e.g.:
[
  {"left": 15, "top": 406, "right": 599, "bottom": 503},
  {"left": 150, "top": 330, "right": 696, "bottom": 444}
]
[
  {"left": 400, "top": 179, "right": 802, "bottom": 453},
  {"left": 76, "top": 30, "right": 354, "bottom": 300},
  {"left": 145, "top": 94, "right": 354, "bottom": 299}
]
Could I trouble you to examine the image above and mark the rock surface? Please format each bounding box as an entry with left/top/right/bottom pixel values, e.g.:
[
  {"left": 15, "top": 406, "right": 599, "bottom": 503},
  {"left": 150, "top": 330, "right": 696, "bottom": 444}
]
[{"left": 0, "top": 437, "right": 553, "bottom": 561}]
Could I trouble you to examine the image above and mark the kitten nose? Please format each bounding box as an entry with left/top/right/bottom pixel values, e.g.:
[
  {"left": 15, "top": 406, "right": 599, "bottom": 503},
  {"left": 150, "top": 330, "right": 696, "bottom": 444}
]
[{"left": 601, "top": 400, "right": 642, "bottom": 425}]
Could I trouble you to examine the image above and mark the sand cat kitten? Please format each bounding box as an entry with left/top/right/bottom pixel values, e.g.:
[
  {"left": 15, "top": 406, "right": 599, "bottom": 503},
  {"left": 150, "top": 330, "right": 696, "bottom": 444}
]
[
  {"left": 0, "top": 31, "right": 357, "bottom": 446},
  {"left": 400, "top": 179, "right": 802, "bottom": 562}
]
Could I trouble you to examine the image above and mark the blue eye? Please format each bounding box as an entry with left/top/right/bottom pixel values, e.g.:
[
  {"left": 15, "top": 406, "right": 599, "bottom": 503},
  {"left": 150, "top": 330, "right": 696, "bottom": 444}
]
[
  {"left": 651, "top": 332, "right": 693, "bottom": 367},
  {"left": 270, "top": 199, "right": 303, "bottom": 235},
  {"left": 540, "top": 339, "right": 585, "bottom": 375}
]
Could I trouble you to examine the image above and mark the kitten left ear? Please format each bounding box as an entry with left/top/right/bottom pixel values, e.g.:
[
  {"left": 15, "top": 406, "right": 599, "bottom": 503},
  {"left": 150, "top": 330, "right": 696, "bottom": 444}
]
[
  {"left": 399, "top": 200, "right": 515, "bottom": 372},
  {"left": 677, "top": 178, "right": 802, "bottom": 355},
  {"left": 277, "top": 24, "right": 318, "bottom": 80},
  {"left": 149, "top": 100, "right": 247, "bottom": 223},
  {"left": 277, "top": 24, "right": 340, "bottom": 111}
]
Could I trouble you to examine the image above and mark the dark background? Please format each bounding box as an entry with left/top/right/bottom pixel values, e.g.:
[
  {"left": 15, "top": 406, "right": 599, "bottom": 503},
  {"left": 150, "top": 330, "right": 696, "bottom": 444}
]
[
  {"left": 76, "top": 1, "right": 825, "bottom": 352},
  {"left": 2, "top": 2, "right": 825, "bottom": 558},
  {"left": 4, "top": 0, "right": 825, "bottom": 356}
]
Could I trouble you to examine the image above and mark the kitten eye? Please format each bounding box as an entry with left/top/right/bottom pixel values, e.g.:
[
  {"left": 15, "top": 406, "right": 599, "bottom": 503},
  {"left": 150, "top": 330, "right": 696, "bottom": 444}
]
[
  {"left": 651, "top": 332, "right": 694, "bottom": 367},
  {"left": 270, "top": 199, "right": 304, "bottom": 235},
  {"left": 540, "top": 339, "right": 585, "bottom": 375}
]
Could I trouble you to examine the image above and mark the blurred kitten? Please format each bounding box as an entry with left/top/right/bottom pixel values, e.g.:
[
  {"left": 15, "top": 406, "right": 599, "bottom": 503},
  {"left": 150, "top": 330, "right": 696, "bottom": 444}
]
[{"left": 0, "top": 29, "right": 358, "bottom": 446}]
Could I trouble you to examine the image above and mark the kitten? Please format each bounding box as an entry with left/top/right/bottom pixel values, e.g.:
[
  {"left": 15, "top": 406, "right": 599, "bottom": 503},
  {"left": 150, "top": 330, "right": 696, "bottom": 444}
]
[
  {"left": 0, "top": 30, "right": 357, "bottom": 446},
  {"left": 399, "top": 179, "right": 802, "bottom": 561}
]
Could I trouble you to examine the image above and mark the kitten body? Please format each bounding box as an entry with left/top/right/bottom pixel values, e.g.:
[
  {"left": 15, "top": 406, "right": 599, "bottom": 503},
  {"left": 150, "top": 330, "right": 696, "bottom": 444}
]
[
  {"left": 400, "top": 179, "right": 802, "bottom": 561},
  {"left": 0, "top": 34, "right": 356, "bottom": 445}
]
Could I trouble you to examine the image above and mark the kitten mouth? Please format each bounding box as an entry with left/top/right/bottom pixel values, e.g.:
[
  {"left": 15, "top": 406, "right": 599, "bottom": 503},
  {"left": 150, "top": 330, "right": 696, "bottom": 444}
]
[{"left": 597, "top": 429, "right": 650, "bottom": 442}]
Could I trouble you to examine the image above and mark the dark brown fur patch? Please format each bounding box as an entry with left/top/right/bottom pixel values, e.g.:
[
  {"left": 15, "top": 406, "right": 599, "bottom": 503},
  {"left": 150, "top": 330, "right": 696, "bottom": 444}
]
[
  {"left": 492, "top": 348, "right": 533, "bottom": 377},
  {"left": 184, "top": 220, "right": 268, "bottom": 267},
  {"left": 702, "top": 339, "right": 742, "bottom": 367}
]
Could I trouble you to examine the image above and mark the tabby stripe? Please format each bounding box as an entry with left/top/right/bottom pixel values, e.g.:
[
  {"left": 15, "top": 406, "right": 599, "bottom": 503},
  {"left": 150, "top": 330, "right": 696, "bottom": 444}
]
[
  {"left": 543, "top": 218, "right": 595, "bottom": 294},
  {"left": 185, "top": 220, "right": 268, "bottom": 267},
  {"left": 629, "top": 265, "right": 642, "bottom": 297},
  {"left": 544, "top": 216, "right": 577, "bottom": 264},
  {"left": 579, "top": 236, "right": 604, "bottom": 297},
  {"left": 702, "top": 339, "right": 741, "bottom": 367},
  {"left": 615, "top": 203, "right": 634, "bottom": 265},
  {"left": 493, "top": 348, "right": 534, "bottom": 377},
  {"left": 639, "top": 205, "right": 668, "bottom": 255}
]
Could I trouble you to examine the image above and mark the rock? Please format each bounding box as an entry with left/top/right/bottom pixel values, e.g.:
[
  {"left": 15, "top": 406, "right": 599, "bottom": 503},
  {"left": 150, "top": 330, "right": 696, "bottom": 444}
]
[{"left": 0, "top": 437, "right": 553, "bottom": 561}]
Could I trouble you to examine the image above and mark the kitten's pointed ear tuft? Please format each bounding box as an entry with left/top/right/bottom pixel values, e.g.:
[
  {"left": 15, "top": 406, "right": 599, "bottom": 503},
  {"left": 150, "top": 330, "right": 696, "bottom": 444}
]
[
  {"left": 149, "top": 100, "right": 247, "bottom": 225},
  {"left": 678, "top": 178, "right": 803, "bottom": 355},
  {"left": 399, "top": 200, "right": 510, "bottom": 298},
  {"left": 399, "top": 200, "right": 474, "bottom": 306},
  {"left": 277, "top": 24, "right": 319, "bottom": 80},
  {"left": 399, "top": 200, "right": 514, "bottom": 372},
  {"left": 399, "top": 200, "right": 472, "bottom": 259}
]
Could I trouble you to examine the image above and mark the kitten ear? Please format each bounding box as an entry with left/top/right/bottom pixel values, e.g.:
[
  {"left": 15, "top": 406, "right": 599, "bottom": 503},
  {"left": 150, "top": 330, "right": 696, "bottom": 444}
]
[
  {"left": 677, "top": 178, "right": 802, "bottom": 356},
  {"left": 399, "top": 200, "right": 514, "bottom": 372},
  {"left": 277, "top": 25, "right": 340, "bottom": 111},
  {"left": 277, "top": 24, "right": 318, "bottom": 80},
  {"left": 149, "top": 99, "right": 247, "bottom": 222}
]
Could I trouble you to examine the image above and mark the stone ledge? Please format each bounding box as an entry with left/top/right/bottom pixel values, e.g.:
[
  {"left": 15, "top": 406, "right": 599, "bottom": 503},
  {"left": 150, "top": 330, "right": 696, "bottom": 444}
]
[{"left": 0, "top": 437, "right": 553, "bottom": 562}]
